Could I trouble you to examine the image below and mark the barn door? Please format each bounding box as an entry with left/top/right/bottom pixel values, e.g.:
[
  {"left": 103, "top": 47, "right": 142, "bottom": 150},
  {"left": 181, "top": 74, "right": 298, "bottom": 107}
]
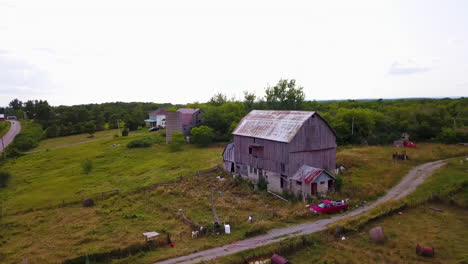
[
  {"left": 311, "top": 183, "right": 317, "bottom": 195},
  {"left": 328, "top": 180, "right": 334, "bottom": 191}
]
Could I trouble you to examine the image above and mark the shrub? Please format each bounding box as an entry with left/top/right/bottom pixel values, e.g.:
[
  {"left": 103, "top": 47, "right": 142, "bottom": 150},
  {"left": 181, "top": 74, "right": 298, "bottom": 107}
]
[
  {"left": 257, "top": 176, "right": 268, "bottom": 191},
  {"left": 121, "top": 128, "right": 129, "bottom": 136},
  {"left": 81, "top": 159, "right": 93, "bottom": 174},
  {"left": 127, "top": 137, "right": 153, "bottom": 148},
  {"left": 5, "top": 147, "right": 22, "bottom": 158},
  {"left": 191, "top": 126, "right": 214, "bottom": 147},
  {"left": 82, "top": 198, "right": 95, "bottom": 207},
  {"left": 0, "top": 171, "right": 10, "bottom": 188},
  {"left": 169, "top": 131, "right": 185, "bottom": 152}
]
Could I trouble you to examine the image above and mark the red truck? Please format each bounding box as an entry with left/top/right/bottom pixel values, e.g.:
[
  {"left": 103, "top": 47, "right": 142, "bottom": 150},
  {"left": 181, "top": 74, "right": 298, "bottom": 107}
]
[
  {"left": 403, "top": 140, "right": 417, "bottom": 148},
  {"left": 310, "top": 200, "right": 349, "bottom": 214}
]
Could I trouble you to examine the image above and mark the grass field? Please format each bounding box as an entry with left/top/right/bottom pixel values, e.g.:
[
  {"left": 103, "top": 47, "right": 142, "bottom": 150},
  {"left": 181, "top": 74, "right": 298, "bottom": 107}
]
[
  {"left": 285, "top": 203, "right": 468, "bottom": 264},
  {"left": 0, "top": 140, "right": 466, "bottom": 264},
  {"left": 0, "top": 132, "right": 224, "bottom": 212},
  {"left": 214, "top": 157, "right": 468, "bottom": 264},
  {"left": 31, "top": 128, "right": 145, "bottom": 151},
  {"left": 0, "top": 121, "right": 11, "bottom": 138}
]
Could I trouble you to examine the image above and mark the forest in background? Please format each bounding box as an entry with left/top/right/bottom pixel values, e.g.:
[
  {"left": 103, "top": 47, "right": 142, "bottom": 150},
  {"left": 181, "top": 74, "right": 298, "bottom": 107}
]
[{"left": 2, "top": 79, "right": 467, "bottom": 151}]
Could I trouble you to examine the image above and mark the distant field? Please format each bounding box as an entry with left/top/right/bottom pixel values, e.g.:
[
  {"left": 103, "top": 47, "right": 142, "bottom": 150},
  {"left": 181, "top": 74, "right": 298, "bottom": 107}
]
[
  {"left": 32, "top": 128, "right": 141, "bottom": 151},
  {"left": 1, "top": 132, "right": 224, "bottom": 212}
]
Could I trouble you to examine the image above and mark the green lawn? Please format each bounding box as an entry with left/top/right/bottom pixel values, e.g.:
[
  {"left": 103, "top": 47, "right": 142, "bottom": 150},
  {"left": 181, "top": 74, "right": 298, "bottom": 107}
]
[
  {"left": 1, "top": 132, "right": 224, "bottom": 212},
  {"left": 0, "top": 121, "right": 11, "bottom": 138},
  {"left": 32, "top": 128, "right": 146, "bottom": 151}
]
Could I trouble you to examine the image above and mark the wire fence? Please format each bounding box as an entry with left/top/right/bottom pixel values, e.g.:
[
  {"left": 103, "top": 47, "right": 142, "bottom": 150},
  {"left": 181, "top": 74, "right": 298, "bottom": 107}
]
[{"left": 0, "top": 166, "right": 222, "bottom": 218}]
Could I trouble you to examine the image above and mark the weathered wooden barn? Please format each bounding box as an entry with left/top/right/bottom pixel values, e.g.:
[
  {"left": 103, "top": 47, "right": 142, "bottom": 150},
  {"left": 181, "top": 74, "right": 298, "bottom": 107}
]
[
  {"left": 224, "top": 110, "right": 337, "bottom": 196},
  {"left": 165, "top": 108, "right": 203, "bottom": 143}
]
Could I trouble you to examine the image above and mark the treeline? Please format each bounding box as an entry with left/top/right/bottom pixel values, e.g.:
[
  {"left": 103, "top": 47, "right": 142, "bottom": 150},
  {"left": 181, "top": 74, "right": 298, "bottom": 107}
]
[
  {"left": 3, "top": 79, "right": 468, "bottom": 146},
  {"left": 3, "top": 99, "right": 173, "bottom": 137}
]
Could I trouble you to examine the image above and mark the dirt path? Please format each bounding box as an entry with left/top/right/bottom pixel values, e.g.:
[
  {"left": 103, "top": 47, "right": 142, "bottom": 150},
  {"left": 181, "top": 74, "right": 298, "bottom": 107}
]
[
  {"left": 0, "top": 121, "right": 21, "bottom": 152},
  {"left": 155, "top": 159, "right": 448, "bottom": 264}
]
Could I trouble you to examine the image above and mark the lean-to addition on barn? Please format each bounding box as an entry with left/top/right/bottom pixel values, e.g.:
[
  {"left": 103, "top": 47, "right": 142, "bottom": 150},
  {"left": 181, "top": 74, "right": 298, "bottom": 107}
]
[{"left": 223, "top": 110, "right": 336, "bottom": 197}]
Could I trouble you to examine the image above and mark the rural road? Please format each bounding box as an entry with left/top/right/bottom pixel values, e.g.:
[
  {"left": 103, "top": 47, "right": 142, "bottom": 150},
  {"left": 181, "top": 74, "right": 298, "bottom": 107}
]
[
  {"left": 155, "top": 159, "right": 448, "bottom": 264},
  {"left": 0, "top": 120, "right": 21, "bottom": 152}
]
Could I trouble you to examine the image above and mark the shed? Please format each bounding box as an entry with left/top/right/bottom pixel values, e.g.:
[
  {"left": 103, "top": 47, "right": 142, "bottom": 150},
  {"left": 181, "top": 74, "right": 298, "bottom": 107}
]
[{"left": 290, "top": 165, "right": 335, "bottom": 196}]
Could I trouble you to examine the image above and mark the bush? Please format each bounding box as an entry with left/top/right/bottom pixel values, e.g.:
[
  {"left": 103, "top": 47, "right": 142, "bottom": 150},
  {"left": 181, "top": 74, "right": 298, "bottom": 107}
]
[
  {"left": 5, "top": 147, "right": 22, "bottom": 158},
  {"left": 169, "top": 131, "right": 185, "bottom": 152},
  {"left": 81, "top": 159, "right": 93, "bottom": 174},
  {"left": 127, "top": 137, "right": 153, "bottom": 148},
  {"left": 0, "top": 171, "right": 10, "bottom": 188},
  {"left": 121, "top": 128, "right": 129, "bottom": 136},
  {"left": 191, "top": 126, "right": 215, "bottom": 147},
  {"left": 257, "top": 176, "right": 268, "bottom": 191}
]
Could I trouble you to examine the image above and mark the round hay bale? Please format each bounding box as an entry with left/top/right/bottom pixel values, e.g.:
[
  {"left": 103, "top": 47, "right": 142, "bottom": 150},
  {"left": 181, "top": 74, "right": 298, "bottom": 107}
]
[
  {"left": 369, "top": 226, "right": 386, "bottom": 244},
  {"left": 82, "top": 198, "right": 95, "bottom": 207},
  {"left": 416, "top": 244, "right": 435, "bottom": 257}
]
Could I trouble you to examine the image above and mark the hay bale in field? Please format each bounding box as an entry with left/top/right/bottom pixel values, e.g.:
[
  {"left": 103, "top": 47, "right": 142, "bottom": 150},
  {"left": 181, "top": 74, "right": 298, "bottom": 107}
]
[
  {"left": 416, "top": 244, "right": 435, "bottom": 257},
  {"left": 82, "top": 198, "right": 95, "bottom": 207},
  {"left": 369, "top": 226, "right": 386, "bottom": 244}
]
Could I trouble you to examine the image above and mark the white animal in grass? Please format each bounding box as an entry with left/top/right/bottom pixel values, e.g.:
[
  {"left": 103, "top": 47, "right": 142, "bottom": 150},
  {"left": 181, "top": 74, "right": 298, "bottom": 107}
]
[{"left": 191, "top": 230, "right": 199, "bottom": 238}]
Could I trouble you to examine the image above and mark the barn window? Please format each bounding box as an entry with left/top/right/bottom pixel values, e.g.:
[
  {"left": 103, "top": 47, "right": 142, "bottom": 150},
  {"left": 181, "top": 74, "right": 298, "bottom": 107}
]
[
  {"left": 249, "top": 147, "right": 252, "bottom": 154},
  {"left": 280, "top": 177, "right": 287, "bottom": 189},
  {"left": 296, "top": 181, "right": 302, "bottom": 186},
  {"left": 281, "top": 163, "right": 285, "bottom": 173},
  {"left": 249, "top": 167, "right": 253, "bottom": 173},
  {"left": 254, "top": 168, "right": 257, "bottom": 174},
  {"left": 320, "top": 181, "right": 325, "bottom": 184}
]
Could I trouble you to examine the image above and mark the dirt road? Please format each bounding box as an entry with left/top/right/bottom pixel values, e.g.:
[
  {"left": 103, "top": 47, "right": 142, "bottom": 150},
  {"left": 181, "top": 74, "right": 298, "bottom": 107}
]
[
  {"left": 155, "top": 159, "right": 448, "bottom": 264},
  {"left": 0, "top": 121, "right": 21, "bottom": 152}
]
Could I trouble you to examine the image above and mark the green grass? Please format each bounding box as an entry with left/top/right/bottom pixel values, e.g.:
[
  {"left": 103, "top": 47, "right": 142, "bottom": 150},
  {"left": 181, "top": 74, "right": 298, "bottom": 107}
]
[
  {"left": 213, "top": 157, "right": 468, "bottom": 264},
  {"left": 0, "top": 143, "right": 466, "bottom": 264},
  {"left": 285, "top": 203, "right": 468, "bottom": 264},
  {"left": 0, "top": 132, "right": 224, "bottom": 212},
  {"left": 32, "top": 129, "right": 122, "bottom": 151},
  {"left": 0, "top": 121, "right": 11, "bottom": 138}
]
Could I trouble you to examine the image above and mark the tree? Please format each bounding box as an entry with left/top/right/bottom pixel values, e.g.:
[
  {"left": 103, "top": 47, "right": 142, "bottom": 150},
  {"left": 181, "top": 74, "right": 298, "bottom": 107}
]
[
  {"left": 191, "top": 126, "right": 214, "bottom": 146},
  {"left": 243, "top": 91, "right": 256, "bottom": 111},
  {"left": 265, "top": 79, "right": 305, "bottom": 110},
  {"left": 208, "top": 93, "right": 228, "bottom": 106},
  {"left": 169, "top": 131, "right": 185, "bottom": 151},
  {"left": 9, "top": 99, "right": 22, "bottom": 111},
  {"left": 84, "top": 121, "right": 96, "bottom": 135}
]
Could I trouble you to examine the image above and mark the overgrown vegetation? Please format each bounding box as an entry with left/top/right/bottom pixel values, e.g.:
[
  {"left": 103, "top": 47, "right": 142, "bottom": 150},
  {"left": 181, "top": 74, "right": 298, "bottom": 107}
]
[
  {"left": 81, "top": 159, "right": 93, "bottom": 174},
  {"left": 0, "top": 171, "right": 10, "bottom": 187},
  {"left": 0, "top": 121, "right": 11, "bottom": 138},
  {"left": 127, "top": 137, "right": 153, "bottom": 148},
  {"left": 169, "top": 131, "right": 185, "bottom": 152},
  {"left": 5, "top": 121, "right": 43, "bottom": 156},
  {"left": 190, "top": 125, "right": 215, "bottom": 147}
]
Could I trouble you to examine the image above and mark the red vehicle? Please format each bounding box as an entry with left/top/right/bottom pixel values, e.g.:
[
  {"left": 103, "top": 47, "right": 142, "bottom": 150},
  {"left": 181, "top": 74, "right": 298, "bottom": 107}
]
[
  {"left": 404, "top": 140, "right": 417, "bottom": 148},
  {"left": 310, "top": 200, "right": 348, "bottom": 214}
]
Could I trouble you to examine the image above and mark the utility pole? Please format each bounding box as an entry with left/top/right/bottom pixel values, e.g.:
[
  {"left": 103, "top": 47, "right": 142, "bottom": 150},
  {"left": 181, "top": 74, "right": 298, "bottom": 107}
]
[{"left": 351, "top": 117, "right": 354, "bottom": 136}]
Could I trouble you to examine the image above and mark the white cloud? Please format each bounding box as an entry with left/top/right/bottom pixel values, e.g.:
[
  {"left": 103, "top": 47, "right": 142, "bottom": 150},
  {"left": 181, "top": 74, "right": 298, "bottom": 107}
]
[{"left": 388, "top": 58, "right": 439, "bottom": 76}]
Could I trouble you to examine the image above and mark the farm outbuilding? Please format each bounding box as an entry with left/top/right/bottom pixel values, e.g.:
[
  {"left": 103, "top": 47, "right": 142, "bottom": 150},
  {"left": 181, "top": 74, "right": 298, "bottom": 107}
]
[
  {"left": 224, "top": 110, "right": 337, "bottom": 196},
  {"left": 145, "top": 108, "right": 167, "bottom": 128},
  {"left": 165, "top": 108, "right": 203, "bottom": 143}
]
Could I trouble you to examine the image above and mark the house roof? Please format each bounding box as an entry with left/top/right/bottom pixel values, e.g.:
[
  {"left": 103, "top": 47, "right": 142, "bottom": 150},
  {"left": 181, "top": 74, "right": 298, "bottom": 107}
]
[
  {"left": 291, "top": 165, "right": 335, "bottom": 184},
  {"left": 149, "top": 108, "right": 167, "bottom": 116},
  {"left": 177, "top": 108, "right": 201, "bottom": 126},
  {"left": 232, "top": 110, "right": 315, "bottom": 143}
]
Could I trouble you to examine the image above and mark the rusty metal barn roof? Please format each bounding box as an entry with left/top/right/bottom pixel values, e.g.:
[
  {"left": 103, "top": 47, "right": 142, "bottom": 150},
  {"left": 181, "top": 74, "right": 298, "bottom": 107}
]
[
  {"left": 232, "top": 110, "right": 315, "bottom": 143},
  {"left": 291, "top": 165, "right": 335, "bottom": 184}
]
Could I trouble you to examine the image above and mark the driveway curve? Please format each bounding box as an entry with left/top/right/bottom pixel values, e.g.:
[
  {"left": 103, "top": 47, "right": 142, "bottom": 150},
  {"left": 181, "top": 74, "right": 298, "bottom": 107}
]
[
  {"left": 0, "top": 120, "right": 21, "bottom": 152},
  {"left": 155, "top": 159, "right": 448, "bottom": 264}
]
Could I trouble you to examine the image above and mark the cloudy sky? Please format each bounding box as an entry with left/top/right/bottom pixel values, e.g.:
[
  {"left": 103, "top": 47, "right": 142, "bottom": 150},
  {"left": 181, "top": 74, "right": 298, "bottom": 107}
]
[{"left": 0, "top": 0, "right": 467, "bottom": 106}]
